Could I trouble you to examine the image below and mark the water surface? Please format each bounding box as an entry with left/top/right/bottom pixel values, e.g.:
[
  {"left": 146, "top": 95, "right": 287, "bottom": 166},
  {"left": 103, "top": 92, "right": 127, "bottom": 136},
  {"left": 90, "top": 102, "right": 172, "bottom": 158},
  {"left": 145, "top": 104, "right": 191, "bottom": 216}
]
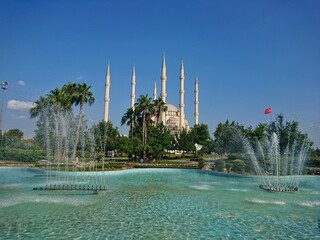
[{"left": 0, "top": 167, "right": 319, "bottom": 239}]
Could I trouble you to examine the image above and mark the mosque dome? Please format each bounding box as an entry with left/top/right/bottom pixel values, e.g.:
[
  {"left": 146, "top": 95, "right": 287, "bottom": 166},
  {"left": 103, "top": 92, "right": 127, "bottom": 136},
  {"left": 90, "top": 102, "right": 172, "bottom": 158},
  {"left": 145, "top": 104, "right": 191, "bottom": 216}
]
[{"left": 165, "top": 103, "right": 178, "bottom": 112}]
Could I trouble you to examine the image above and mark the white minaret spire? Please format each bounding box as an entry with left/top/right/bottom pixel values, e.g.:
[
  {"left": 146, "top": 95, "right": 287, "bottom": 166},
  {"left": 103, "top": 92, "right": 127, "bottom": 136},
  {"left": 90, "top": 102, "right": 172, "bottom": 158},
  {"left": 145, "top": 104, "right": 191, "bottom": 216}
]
[
  {"left": 131, "top": 66, "right": 136, "bottom": 109},
  {"left": 194, "top": 76, "right": 199, "bottom": 126},
  {"left": 179, "top": 58, "right": 185, "bottom": 131},
  {"left": 160, "top": 53, "right": 167, "bottom": 122},
  {"left": 160, "top": 53, "right": 167, "bottom": 103},
  {"left": 153, "top": 80, "right": 157, "bottom": 101},
  {"left": 103, "top": 62, "right": 111, "bottom": 122}
]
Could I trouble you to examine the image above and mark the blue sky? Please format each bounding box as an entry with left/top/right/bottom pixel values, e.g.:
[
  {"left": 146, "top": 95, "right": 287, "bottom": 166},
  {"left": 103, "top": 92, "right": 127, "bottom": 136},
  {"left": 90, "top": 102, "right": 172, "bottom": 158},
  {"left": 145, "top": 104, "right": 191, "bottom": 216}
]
[{"left": 0, "top": 0, "right": 319, "bottom": 147}]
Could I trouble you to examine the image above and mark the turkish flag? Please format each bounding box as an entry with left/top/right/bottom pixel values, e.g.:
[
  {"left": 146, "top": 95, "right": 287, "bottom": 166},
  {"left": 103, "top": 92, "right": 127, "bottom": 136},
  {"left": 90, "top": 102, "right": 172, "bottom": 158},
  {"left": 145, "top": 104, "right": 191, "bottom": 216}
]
[{"left": 264, "top": 107, "right": 272, "bottom": 114}]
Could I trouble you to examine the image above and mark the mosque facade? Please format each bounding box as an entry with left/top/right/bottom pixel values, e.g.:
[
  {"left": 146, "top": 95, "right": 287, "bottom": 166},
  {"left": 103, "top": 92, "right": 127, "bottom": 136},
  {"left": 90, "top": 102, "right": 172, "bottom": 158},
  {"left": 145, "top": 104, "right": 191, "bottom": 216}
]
[{"left": 103, "top": 55, "right": 199, "bottom": 134}]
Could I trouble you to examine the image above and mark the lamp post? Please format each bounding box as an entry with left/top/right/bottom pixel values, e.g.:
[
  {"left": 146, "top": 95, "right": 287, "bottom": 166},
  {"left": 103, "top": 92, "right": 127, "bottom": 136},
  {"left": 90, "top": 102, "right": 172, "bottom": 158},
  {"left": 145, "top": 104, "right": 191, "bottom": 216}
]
[{"left": 0, "top": 81, "right": 8, "bottom": 135}]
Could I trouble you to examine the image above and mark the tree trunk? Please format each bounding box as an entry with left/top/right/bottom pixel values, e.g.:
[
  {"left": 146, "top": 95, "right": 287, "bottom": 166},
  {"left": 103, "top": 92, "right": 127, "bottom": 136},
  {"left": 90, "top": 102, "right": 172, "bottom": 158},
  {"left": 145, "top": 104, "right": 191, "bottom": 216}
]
[
  {"left": 142, "top": 112, "right": 147, "bottom": 160},
  {"left": 61, "top": 111, "right": 70, "bottom": 163},
  {"left": 54, "top": 109, "right": 61, "bottom": 162},
  {"left": 71, "top": 103, "right": 83, "bottom": 161},
  {"left": 57, "top": 110, "right": 63, "bottom": 161}
]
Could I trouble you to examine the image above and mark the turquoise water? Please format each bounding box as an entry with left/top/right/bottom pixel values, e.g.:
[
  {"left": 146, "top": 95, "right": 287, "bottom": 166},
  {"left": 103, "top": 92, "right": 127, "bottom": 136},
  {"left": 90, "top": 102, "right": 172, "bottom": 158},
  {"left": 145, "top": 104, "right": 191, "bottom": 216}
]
[{"left": 0, "top": 167, "right": 319, "bottom": 239}]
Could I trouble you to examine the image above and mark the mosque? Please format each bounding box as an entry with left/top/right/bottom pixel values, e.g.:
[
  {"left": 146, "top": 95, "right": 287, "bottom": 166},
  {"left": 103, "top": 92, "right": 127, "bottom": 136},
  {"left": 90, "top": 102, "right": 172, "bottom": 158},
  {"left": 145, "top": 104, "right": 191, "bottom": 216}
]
[{"left": 103, "top": 55, "right": 199, "bottom": 134}]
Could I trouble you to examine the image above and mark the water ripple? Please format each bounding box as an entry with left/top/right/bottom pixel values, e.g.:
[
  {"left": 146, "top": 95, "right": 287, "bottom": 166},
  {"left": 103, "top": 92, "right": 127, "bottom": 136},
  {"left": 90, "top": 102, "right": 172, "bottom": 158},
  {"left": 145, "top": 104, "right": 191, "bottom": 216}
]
[{"left": 247, "top": 198, "right": 286, "bottom": 205}]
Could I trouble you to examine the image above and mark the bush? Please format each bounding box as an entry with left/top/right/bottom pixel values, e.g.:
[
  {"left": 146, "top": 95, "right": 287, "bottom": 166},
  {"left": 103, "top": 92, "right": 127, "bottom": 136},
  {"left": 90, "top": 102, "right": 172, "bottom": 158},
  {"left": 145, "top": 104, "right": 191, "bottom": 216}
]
[
  {"left": 231, "top": 159, "right": 245, "bottom": 174},
  {"left": 227, "top": 154, "right": 236, "bottom": 160},
  {"left": 212, "top": 159, "right": 225, "bottom": 172},
  {"left": 307, "top": 158, "right": 320, "bottom": 167},
  {"left": 0, "top": 148, "right": 44, "bottom": 162},
  {"left": 198, "top": 159, "right": 205, "bottom": 169},
  {"left": 225, "top": 162, "right": 233, "bottom": 173},
  {"left": 305, "top": 167, "right": 320, "bottom": 175}
]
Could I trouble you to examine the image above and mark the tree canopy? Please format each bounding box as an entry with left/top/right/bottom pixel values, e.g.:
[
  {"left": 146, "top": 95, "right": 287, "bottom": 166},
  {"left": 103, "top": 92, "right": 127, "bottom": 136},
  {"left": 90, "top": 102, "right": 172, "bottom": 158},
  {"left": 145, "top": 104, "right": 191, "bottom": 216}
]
[
  {"left": 30, "top": 82, "right": 95, "bottom": 162},
  {"left": 212, "top": 114, "right": 312, "bottom": 165}
]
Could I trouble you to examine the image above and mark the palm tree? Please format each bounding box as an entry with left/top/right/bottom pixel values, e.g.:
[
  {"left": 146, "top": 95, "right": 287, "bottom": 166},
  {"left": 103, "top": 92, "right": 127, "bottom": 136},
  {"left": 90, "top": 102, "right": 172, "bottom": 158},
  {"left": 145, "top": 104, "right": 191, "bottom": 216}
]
[
  {"left": 59, "top": 83, "right": 75, "bottom": 162},
  {"left": 134, "top": 94, "right": 152, "bottom": 159},
  {"left": 121, "top": 107, "right": 135, "bottom": 140},
  {"left": 48, "top": 87, "right": 66, "bottom": 161},
  {"left": 30, "top": 96, "right": 52, "bottom": 156},
  {"left": 152, "top": 97, "right": 167, "bottom": 125},
  {"left": 30, "top": 96, "right": 51, "bottom": 119},
  {"left": 71, "top": 83, "right": 95, "bottom": 161}
]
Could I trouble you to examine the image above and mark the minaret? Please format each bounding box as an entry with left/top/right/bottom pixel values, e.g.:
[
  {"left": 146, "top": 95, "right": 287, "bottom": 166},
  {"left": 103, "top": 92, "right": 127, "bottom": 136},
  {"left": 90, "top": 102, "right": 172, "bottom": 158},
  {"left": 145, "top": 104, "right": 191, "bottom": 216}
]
[
  {"left": 153, "top": 80, "right": 157, "bottom": 101},
  {"left": 103, "top": 62, "right": 110, "bottom": 122},
  {"left": 179, "top": 59, "right": 185, "bottom": 131},
  {"left": 194, "top": 76, "right": 199, "bottom": 126},
  {"left": 131, "top": 66, "right": 136, "bottom": 109},
  {"left": 160, "top": 54, "right": 167, "bottom": 122}
]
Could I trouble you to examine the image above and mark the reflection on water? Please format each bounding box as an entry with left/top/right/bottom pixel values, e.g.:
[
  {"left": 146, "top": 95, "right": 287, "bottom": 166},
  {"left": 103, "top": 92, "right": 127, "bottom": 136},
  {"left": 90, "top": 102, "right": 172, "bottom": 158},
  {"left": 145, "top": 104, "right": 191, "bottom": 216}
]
[{"left": 0, "top": 167, "right": 319, "bottom": 239}]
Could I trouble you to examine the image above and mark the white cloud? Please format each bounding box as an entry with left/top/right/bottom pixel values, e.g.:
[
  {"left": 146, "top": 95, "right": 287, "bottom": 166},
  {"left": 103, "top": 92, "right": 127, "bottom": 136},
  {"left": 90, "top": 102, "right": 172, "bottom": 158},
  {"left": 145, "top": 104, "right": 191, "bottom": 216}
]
[
  {"left": 77, "top": 76, "right": 84, "bottom": 80},
  {"left": 7, "top": 100, "right": 35, "bottom": 111},
  {"left": 18, "top": 80, "right": 26, "bottom": 86}
]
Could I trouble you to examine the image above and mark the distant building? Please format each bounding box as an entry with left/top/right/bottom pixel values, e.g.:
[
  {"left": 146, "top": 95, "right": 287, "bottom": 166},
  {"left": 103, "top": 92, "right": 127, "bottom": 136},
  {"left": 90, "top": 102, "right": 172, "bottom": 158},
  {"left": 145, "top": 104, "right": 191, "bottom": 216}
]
[{"left": 103, "top": 54, "right": 199, "bottom": 134}]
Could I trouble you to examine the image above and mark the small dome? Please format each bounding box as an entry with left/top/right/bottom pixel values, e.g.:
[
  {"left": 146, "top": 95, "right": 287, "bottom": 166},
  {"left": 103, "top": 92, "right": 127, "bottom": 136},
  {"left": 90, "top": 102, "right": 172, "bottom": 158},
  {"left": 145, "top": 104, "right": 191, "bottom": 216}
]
[{"left": 165, "top": 103, "right": 178, "bottom": 112}]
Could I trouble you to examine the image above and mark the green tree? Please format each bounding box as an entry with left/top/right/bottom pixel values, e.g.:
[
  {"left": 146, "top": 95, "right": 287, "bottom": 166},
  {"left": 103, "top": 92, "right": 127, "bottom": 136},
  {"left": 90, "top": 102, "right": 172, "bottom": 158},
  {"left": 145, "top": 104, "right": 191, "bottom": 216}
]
[
  {"left": 71, "top": 83, "right": 95, "bottom": 161},
  {"left": 148, "top": 123, "right": 173, "bottom": 160},
  {"left": 134, "top": 94, "right": 152, "bottom": 159},
  {"left": 265, "top": 114, "right": 311, "bottom": 154},
  {"left": 117, "top": 135, "right": 133, "bottom": 159},
  {"left": 30, "top": 96, "right": 54, "bottom": 157},
  {"left": 30, "top": 83, "right": 95, "bottom": 163},
  {"left": 121, "top": 107, "right": 135, "bottom": 140},
  {"left": 4, "top": 129, "right": 24, "bottom": 140},
  {"left": 30, "top": 96, "right": 52, "bottom": 119},
  {"left": 213, "top": 122, "right": 227, "bottom": 157},
  {"left": 31, "top": 84, "right": 75, "bottom": 162},
  {"left": 175, "top": 128, "right": 193, "bottom": 158},
  {"left": 244, "top": 123, "right": 266, "bottom": 146},
  {"left": 213, "top": 120, "right": 243, "bottom": 158},
  {"left": 190, "top": 124, "right": 212, "bottom": 155},
  {"left": 92, "top": 120, "right": 120, "bottom": 156},
  {"left": 152, "top": 97, "right": 167, "bottom": 125},
  {"left": 60, "top": 83, "right": 76, "bottom": 162},
  {"left": 48, "top": 87, "right": 66, "bottom": 161}
]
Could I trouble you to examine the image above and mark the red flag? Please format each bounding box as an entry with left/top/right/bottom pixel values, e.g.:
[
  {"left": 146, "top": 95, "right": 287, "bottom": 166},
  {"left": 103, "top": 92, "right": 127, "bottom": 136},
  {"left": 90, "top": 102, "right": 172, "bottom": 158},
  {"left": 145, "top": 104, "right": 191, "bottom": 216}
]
[{"left": 264, "top": 107, "right": 272, "bottom": 114}]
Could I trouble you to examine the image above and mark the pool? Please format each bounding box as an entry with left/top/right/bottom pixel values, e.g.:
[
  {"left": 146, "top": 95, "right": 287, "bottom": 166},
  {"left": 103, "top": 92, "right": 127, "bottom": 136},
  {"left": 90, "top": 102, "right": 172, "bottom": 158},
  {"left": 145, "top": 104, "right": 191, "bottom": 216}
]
[{"left": 0, "top": 167, "right": 319, "bottom": 239}]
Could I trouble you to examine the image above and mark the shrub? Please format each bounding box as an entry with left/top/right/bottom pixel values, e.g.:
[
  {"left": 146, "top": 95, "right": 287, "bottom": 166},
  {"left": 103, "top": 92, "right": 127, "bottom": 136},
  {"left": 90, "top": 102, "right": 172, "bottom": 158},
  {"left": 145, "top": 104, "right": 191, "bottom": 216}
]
[
  {"left": 212, "top": 159, "right": 225, "bottom": 172},
  {"left": 0, "top": 148, "right": 44, "bottom": 162},
  {"left": 307, "top": 158, "right": 320, "bottom": 167},
  {"left": 225, "top": 162, "right": 233, "bottom": 173},
  {"left": 198, "top": 159, "right": 205, "bottom": 169},
  {"left": 228, "top": 153, "right": 242, "bottom": 160},
  {"left": 231, "top": 159, "right": 245, "bottom": 174}
]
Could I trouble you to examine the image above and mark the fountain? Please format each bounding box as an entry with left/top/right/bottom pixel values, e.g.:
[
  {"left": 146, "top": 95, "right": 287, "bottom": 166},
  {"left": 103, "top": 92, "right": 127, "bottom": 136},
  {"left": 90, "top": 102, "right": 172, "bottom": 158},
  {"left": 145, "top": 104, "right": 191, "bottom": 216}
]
[
  {"left": 32, "top": 105, "right": 107, "bottom": 193},
  {"left": 242, "top": 132, "right": 310, "bottom": 192}
]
